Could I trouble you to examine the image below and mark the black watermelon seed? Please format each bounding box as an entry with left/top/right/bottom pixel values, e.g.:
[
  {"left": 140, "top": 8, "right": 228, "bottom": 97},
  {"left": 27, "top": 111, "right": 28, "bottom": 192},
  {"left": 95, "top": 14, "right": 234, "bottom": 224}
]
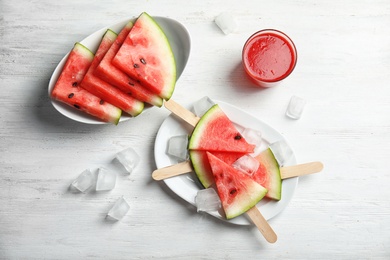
[
  {"left": 73, "top": 104, "right": 80, "bottom": 109},
  {"left": 234, "top": 134, "right": 242, "bottom": 140},
  {"left": 72, "top": 82, "right": 78, "bottom": 87},
  {"left": 99, "top": 100, "right": 104, "bottom": 105},
  {"left": 140, "top": 58, "right": 146, "bottom": 64},
  {"left": 68, "top": 93, "right": 74, "bottom": 98},
  {"left": 229, "top": 189, "right": 237, "bottom": 195},
  {"left": 133, "top": 63, "right": 139, "bottom": 68},
  {"left": 128, "top": 82, "right": 135, "bottom": 86}
]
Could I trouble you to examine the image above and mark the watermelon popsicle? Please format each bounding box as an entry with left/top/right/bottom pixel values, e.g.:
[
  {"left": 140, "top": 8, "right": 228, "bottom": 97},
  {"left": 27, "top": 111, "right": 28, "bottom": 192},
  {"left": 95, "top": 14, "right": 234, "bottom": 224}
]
[
  {"left": 153, "top": 100, "right": 323, "bottom": 182},
  {"left": 153, "top": 149, "right": 323, "bottom": 181},
  {"left": 155, "top": 99, "right": 279, "bottom": 242}
]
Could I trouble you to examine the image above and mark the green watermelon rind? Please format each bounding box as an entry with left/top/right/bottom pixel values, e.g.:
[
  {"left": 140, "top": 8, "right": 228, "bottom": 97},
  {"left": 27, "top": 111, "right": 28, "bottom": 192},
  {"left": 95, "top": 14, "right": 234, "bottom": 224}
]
[
  {"left": 256, "top": 148, "right": 282, "bottom": 200},
  {"left": 104, "top": 29, "right": 118, "bottom": 42},
  {"left": 73, "top": 42, "right": 94, "bottom": 60},
  {"left": 142, "top": 12, "right": 177, "bottom": 100},
  {"left": 189, "top": 150, "right": 213, "bottom": 188},
  {"left": 188, "top": 104, "right": 219, "bottom": 150},
  {"left": 226, "top": 181, "right": 268, "bottom": 219}
]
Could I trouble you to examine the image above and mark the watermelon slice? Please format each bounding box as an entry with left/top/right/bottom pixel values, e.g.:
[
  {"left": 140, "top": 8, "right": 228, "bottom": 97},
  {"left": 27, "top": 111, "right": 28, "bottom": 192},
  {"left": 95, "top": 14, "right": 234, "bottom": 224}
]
[
  {"left": 95, "top": 21, "right": 163, "bottom": 107},
  {"left": 112, "top": 12, "right": 176, "bottom": 100},
  {"left": 191, "top": 149, "right": 282, "bottom": 200},
  {"left": 80, "top": 29, "right": 144, "bottom": 117},
  {"left": 206, "top": 152, "right": 268, "bottom": 219},
  {"left": 51, "top": 43, "right": 122, "bottom": 124},
  {"left": 253, "top": 148, "right": 282, "bottom": 200},
  {"left": 189, "top": 150, "right": 245, "bottom": 189},
  {"left": 189, "top": 104, "right": 255, "bottom": 153}
]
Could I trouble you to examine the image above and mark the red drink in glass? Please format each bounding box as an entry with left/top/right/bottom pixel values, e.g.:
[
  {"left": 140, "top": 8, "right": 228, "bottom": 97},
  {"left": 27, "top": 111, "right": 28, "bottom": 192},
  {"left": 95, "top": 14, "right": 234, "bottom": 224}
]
[{"left": 242, "top": 29, "right": 297, "bottom": 87}]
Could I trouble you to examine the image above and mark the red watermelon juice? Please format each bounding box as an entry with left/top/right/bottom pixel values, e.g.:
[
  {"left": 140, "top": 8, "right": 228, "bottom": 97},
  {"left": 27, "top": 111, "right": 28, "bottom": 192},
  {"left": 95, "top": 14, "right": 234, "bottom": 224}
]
[{"left": 242, "top": 29, "right": 297, "bottom": 87}]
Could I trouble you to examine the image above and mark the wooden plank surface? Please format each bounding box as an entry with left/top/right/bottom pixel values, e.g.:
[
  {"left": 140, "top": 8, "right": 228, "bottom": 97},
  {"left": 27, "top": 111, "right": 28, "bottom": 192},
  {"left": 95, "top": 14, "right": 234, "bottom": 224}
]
[{"left": 1, "top": 0, "right": 390, "bottom": 259}]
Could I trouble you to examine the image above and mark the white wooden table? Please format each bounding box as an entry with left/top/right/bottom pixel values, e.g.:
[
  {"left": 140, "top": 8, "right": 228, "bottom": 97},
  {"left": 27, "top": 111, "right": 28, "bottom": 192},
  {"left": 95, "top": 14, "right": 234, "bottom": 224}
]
[{"left": 1, "top": 0, "right": 389, "bottom": 259}]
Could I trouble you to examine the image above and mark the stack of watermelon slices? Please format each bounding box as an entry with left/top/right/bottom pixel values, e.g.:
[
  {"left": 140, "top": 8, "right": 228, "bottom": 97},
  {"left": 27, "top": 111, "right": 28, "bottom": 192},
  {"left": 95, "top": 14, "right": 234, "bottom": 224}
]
[
  {"left": 50, "top": 12, "right": 176, "bottom": 124},
  {"left": 187, "top": 104, "right": 282, "bottom": 219}
]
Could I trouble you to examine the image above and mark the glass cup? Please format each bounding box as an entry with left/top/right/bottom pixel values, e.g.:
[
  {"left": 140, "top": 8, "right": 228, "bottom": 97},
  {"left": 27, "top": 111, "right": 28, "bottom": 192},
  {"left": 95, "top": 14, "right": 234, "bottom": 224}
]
[{"left": 242, "top": 29, "right": 297, "bottom": 87}]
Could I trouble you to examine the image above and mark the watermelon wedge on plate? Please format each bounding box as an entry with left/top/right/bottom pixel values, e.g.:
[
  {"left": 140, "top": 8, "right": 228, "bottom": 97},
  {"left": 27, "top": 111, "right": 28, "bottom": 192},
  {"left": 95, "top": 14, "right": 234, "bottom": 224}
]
[
  {"left": 253, "top": 148, "right": 282, "bottom": 200},
  {"left": 189, "top": 150, "right": 245, "bottom": 189},
  {"left": 94, "top": 21, "right": 163, "bottom": 107},
  {"left": 190, "top": 148, "right": 282, "bottom": 200},
  {"left": 206, "top": 152, "right": 268, "bottom": 219},
  {"left": 80, "top": 29, "right": 144, "bottom": 117},
  {"left": 154, "top": 99, "right": 298, "bottom": 224},
  {"left": 189, "top": 104, "right": 256, "bottom": 153},
  {"left": 112, "top": 12, "right": 176, "bottom": 100},
  {"left": 50, "top": 43, "right": 122, "bottom": 124}
]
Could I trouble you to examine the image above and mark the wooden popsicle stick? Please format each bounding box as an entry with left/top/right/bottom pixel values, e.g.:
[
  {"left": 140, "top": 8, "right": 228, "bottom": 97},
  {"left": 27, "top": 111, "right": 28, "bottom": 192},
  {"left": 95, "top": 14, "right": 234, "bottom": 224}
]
[
  {"left": 280, "top": 161, "right": 323, "bottom": 179},
  {"left": 246, "top": 207, "right": 277, "bottom": 243},
  {"left": 152, "top": 161, "right": 323, "bottom": 181},
  {"left": 152, "top": 161, "right": 193, "bottom": 180},
  {"left": 164, "top": 99, "right": 200, "bottom": 127}
]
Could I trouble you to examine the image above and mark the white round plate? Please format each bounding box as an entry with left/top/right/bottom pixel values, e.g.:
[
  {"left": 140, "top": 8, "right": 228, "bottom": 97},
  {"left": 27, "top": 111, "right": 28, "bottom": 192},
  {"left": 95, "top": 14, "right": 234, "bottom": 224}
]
[
  {"left": 154, "top": 100, "right": 298, "bottom": 225},
  {"left": 48, "top": 16, "right": 191, "bottom": 124}
]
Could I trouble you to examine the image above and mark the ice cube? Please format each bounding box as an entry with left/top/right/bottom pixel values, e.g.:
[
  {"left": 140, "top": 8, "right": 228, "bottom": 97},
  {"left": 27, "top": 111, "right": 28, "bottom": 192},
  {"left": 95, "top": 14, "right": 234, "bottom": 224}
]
[
  {"left": 232, "top": 155, "right": 260, "bottom": 175},
  {"left": 107, "top": 196, "right": 130, "bottom": 221},
  {"left": 96, "top": 167, "right": 116, "bottom": 191},
  {"left": 269, "top": 140, "right": 293, "bottom": 166},
  {"left": 286, "top": 95, "right": 306, "bottom": 119},
  {"left": 241, "top": 128, "right": 263, "bottom": 155},
  {"left": 167, "top": 135, "right": 189, "bottom": 161},
  {"left": 70, "top": 169, "right": 94, "bottom": 193},
  {"left": 214, "top": 12, "right": 238, "bottom": 35},
  {"left": 115, "top": 147, "right": 140, "bottom": 174},
  {"left": 193, "top": 96, "right": 215, "bottom": 117},
  {"left": 195, "top": 188, "right": 221, "bottom": 213}
]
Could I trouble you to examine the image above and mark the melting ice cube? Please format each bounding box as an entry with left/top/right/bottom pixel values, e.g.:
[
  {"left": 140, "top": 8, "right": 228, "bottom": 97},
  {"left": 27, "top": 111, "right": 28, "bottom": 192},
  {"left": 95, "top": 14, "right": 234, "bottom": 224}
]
[
  {"left": 195, "top": 188, "right": 221, "bottom": 213},
  {"left": 241, "top": 128, "right": 263, "bottom": 155},
  {"left": 193, "top": 96, "right": 215, "bottom": 117},
  {"left": 269, "top": 140, "right": 293, "bottom": 166},
  {"left": 70, "top": 169, "right": 94, "bottom": 193},
  {"left": 167, "top": 135, "right": 189, "bottom": 161},
  {"left": 214, "top": 12, "right": 238, "bottom": 35},
  {"left": 107, "top": 196, "right": 130, "bottom": 221},
  {"left": 96, "top": 167, "right": 116, "bottom": 191},
  {"left": 286, "top": 95, "right": 306, "bottom": 119},
  {"left": 115, "top": 147, "right": 140, "bottom": 174},
  {"left": 232, "top": 155, "right": 260, "bottom": 175}
]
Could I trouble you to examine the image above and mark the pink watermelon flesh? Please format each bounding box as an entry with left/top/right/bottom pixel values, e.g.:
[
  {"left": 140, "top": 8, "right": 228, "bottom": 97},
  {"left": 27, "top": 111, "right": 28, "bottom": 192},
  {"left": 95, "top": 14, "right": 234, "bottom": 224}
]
[
  {"left": 189, "top": 104, "right": 256, "bottom": 153},
  {"left": 95, "top": 21, "right": 163, "bottom": 107},
  {"left": 112, "top": 12, "right": 176, "bottom": 100},
  {"left": 253, "top": 148, "right": 282, "bottom": 200},
  {"left": 189, "top": 150, "right": 246, "bottom": 189},
  {"left": 191, "top": 148, "right": 282, "bottom": 200},
  {"left": 80, "top": 29, "right": 144, "bottom": 117},
  {"left": 51, "top": 43, "right": 122, "bottom": 124},
  {"left": 206, "top": 152, "right": 268, "bottom": 219}
]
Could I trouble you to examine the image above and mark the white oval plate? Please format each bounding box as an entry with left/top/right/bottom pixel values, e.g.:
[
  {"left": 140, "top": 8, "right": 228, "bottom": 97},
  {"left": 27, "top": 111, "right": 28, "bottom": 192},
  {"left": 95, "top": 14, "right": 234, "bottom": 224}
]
[
  {"left": 48, "top": 16, "right": 191, "bottom": 124},
  {"left": 154, "top": 100, "right": 298, "bottom": 225}
]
